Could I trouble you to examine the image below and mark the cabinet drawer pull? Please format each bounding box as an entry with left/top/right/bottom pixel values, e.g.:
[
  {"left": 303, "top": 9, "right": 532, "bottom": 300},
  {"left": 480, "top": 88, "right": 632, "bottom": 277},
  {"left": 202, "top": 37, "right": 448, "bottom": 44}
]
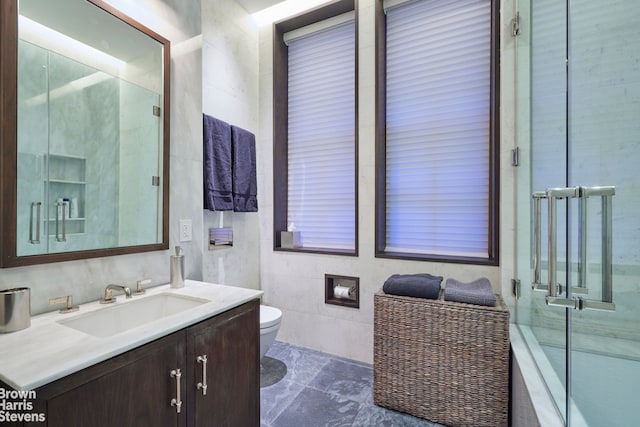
[
  {"left": 196, "top": 355, "right": 208, "bottom": 395},
  {"left": 170, "top": 369, "right": 182, "bottom": 413}
]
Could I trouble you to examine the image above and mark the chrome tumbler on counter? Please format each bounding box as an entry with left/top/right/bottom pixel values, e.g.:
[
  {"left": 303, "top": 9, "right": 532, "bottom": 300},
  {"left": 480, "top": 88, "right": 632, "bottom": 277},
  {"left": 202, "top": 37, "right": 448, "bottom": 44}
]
[{"left": 0, "top": 287, "right": 31, "bottom": 333}]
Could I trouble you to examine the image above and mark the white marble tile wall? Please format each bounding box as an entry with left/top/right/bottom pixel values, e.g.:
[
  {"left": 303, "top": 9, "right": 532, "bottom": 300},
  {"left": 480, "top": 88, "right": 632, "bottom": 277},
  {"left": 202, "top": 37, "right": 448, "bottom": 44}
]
[
  {"left": 0, "top": 0, "right": 204, "bottom": 315},
  {"left": 256, "top": 0, "right": 515, "bottom": 364},
  {"left": 201, "top": 0, "right": 261, "bottom": 290}
]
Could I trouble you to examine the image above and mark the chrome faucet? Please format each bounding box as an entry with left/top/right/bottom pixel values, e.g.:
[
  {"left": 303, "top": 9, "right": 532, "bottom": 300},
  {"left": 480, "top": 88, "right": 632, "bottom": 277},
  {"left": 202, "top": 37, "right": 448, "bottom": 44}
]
[{"left": 100, "top": 284, "right": 132, "bottom": 304}]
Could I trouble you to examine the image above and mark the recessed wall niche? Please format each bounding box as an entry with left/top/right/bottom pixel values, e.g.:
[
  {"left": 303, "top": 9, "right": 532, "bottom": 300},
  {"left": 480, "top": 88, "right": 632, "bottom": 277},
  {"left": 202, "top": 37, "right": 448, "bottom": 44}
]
[{"left": 325, "top": 274, "right": 359, "bottom": 309}]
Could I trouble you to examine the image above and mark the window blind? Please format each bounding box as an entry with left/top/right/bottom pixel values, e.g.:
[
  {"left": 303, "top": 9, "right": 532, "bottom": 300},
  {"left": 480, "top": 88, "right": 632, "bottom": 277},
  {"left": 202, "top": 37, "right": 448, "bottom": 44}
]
[
  {"left": 384, "top": 0, "right": 491, "bottom": 258},
  {"left": 287, "top": 19, "right": 356, "bottom": 250},
  {"left": 283, "top": 11, "right": 355, "bottom": 45}
]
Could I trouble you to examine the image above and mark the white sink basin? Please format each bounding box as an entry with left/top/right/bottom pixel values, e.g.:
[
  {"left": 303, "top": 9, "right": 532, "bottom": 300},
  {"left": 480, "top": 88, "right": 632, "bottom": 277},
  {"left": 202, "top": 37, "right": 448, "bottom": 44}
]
[{"left": 58, "top": 293, "right": 210, "bottom": 338}]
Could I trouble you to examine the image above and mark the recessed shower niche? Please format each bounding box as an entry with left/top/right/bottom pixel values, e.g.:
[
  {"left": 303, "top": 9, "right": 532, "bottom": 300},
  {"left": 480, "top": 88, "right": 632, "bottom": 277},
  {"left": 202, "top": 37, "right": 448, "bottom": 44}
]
[{"left": 46, "top": 154, "right": 87, "bottom": 238}]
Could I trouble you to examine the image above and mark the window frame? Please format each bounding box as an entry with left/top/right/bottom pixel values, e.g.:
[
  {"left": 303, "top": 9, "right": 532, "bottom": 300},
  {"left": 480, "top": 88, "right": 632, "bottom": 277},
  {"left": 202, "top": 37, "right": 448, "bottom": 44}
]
[
  {"left": 374, "top": 0, "right": 500, "bottom": 266},
  {"left": 273, "top": 0, "right": 359, "bottom": 256}
]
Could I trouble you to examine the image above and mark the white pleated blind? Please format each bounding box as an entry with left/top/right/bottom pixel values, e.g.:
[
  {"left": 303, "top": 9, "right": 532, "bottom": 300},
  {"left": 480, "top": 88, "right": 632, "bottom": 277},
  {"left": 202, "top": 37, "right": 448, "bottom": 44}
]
[
  {"left": 287, "top": 19, "right": 356, "bottom": 250},
  {"left": 384, "top": 0, "right": 491, "bottom": 258}
]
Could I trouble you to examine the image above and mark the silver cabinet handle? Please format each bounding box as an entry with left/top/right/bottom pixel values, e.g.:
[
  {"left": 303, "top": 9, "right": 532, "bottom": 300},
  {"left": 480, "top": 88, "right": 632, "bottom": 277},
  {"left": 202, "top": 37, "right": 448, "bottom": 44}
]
[
  {"left": 29, "top": 202, "right": 42, "bottom": 244},
  {"left": 170, "top": 369, "right": 182, "bottom": 413},
  {"left": 197, "top": 355, "right": 208, "bottom": 395}
]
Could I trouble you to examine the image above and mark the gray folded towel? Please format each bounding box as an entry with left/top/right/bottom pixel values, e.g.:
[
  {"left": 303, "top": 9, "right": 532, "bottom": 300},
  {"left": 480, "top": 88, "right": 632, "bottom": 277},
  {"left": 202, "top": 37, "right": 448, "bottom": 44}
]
[
  {"left": 203, "top": 114, "right": 233, "bottom": 211},
  {"left": 444, "top": 277, "right": 496, "bottom": 307},
  {"left": 383, "top": 273, "right": 443, "bottom": 300}
]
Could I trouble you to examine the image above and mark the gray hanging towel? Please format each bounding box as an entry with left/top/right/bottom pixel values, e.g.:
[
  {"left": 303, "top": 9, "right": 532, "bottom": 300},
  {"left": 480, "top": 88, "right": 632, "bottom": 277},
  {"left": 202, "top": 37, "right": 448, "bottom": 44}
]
[
  {"left": 203, "top": 114, "right": 233, "bottom": 211},
  {"left": 231, "top": 125, "right": 258, "bottom": 212}
]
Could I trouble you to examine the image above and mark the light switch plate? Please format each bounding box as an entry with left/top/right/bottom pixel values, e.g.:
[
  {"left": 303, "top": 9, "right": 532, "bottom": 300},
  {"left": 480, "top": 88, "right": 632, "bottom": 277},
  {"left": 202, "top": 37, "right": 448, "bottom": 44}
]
[{"left": 179, "top": 219, "right": 192, "bottom": 242}]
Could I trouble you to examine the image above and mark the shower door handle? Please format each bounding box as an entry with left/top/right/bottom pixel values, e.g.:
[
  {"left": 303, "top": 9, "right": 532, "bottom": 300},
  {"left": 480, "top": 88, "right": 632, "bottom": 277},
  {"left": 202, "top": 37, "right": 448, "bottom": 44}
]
[
  {"left": 531, "top": 187, "right": 579, "bottom": 296},
  {"left": 581, "top": 186, "right": 615, "bottom": 310},
  {"left": 546, "top": 187, "right": 579, "bottom": 300},
  {"left": 531, "top": 192, "right": 547, "bottom": 292},
  {"left": 531, "top": 186, "right": 615, "bottom": 312},
  {"left": 29, "top": 202, "right": 42, "bottom": 244}
]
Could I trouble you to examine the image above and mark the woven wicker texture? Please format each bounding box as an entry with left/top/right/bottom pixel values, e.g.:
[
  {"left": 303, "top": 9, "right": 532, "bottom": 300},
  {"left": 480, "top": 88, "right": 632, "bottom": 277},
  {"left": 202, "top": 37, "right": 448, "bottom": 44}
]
[{"left": 373, "top": 291, "right": 510, "bottom": 427}]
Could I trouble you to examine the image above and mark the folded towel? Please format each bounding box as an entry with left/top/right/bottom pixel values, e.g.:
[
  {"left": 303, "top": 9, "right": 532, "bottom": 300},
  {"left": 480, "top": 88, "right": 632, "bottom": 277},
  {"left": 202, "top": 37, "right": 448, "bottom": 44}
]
[
  {"left": 444, "top": 277, "right": 497, "bottom": 307},
  {"left": 231, "top": 125, "right": 258, "bottom": 212},
  {"left": 382, "top": 273, "right": 443, "bottom": 300},
  {"left": 203, "top": 114, "right": 233, "bottom": 211}
]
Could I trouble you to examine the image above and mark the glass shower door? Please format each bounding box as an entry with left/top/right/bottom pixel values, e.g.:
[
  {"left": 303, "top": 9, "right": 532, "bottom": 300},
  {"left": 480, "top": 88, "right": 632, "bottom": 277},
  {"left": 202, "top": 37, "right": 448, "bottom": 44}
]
[
  {"left": 522, "top": 0, "right": 640, "bottom": 426},
  {"left": 524, "top": 0, "right": 571, "bottom": 421},
  {"left": 565, "top": 1, "right": 640, "bottom": 426},
  {"left": 17, "top": 40, "right": 50, "bottom": 256}
]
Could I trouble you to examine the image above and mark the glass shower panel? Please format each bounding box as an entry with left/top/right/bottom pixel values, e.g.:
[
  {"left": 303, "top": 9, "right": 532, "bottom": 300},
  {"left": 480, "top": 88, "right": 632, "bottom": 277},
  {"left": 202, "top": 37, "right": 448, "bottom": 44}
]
[
  {"left": 117, "top": 80, "right": 162, "bottom": 247},
  {"left": 528, "top": 0, "right": 570, "bottom": 420},
  {"left": 46, "top": 50, "right": 119, "bottom": 253},
  {"left": 17, "top": 41, "right": 50, "bottom": 256},
  {"left": 567, "top": 1, "right": 640, "bottom": 426}
]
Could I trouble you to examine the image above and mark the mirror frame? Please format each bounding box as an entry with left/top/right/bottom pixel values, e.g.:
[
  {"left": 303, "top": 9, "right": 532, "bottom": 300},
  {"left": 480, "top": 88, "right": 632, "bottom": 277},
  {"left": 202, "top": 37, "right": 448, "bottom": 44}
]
[{"left": 0, "top": 0, "right": 170, "bottom": 267}]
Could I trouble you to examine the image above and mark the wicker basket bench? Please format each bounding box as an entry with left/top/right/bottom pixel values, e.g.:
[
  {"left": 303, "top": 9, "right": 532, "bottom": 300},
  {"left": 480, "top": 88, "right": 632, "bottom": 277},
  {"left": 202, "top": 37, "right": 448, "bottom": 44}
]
[{"left": 373, "top": 290, "right": 510, "bottom": 427}]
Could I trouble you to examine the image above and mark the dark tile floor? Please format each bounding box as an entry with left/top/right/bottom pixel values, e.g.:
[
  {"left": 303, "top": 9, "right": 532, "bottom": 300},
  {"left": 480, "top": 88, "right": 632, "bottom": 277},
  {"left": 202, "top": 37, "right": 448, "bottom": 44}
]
[{"left": 260, "top": 341, "right": 445, "bottom": 427}]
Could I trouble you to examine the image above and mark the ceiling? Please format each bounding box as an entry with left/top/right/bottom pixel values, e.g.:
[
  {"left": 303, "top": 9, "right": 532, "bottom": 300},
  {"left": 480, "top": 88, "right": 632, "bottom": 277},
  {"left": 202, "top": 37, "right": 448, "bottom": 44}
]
[
  {"left": 235, "top": 0, "right": 283, "bottom": 14},
  {"left": 20, "top": 0, "right": 161, "bottom": 62},
  {"left": 20, "top": 0, "right": 307, "bottom": 61}
]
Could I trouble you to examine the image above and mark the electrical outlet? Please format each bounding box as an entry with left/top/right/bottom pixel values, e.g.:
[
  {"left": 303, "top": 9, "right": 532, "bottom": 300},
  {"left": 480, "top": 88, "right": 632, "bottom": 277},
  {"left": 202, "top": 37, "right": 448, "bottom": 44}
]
[{"left": 179, "top": 219, "right": 192, "bottom": 242}]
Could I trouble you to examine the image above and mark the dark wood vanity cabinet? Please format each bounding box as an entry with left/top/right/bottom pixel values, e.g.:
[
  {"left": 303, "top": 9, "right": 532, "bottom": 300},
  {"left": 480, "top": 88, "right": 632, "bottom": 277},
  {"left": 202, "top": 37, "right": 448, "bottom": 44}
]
[
  {"left": 40, "top": 331, "right": 185, "bottom": 427},
  {"left": 16, "top": 300, "right": 259, "bottom": 427},
  {"left": 186, "top": 298, "right": 260, "bottom": 426}
]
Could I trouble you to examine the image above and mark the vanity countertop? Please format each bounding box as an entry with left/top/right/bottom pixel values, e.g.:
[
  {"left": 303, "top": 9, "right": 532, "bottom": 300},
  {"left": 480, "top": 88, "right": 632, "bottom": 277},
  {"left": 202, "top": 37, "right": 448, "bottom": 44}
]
[{"left": 0, "top": 280, "right": 262, "bottom": 391}]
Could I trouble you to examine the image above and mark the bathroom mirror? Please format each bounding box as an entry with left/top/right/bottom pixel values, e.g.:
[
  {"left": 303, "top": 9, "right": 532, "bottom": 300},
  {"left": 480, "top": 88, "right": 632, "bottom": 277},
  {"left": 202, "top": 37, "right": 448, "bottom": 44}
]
[{"left": 0, "top": 0, "right": 170, "bottom": 267}]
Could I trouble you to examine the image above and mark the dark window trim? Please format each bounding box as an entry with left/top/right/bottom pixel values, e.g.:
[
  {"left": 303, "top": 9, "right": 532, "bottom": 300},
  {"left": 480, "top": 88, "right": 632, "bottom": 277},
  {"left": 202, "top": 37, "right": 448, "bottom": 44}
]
[
  {"left": 374, "top": 0, "right": 500, "bottom": 266},
  {"left": 273, "top": 0, "right": 359, "bottom": 257}
]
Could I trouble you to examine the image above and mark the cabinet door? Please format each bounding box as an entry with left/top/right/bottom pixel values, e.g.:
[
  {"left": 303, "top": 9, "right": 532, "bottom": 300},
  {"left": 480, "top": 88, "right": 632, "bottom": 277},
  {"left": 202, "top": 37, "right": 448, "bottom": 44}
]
[
  {"left": 186, "top": 300, "right": 259, "bottom": 427},
  {"left": 40, "top": 331, "right": 186, "bottom": 427}
]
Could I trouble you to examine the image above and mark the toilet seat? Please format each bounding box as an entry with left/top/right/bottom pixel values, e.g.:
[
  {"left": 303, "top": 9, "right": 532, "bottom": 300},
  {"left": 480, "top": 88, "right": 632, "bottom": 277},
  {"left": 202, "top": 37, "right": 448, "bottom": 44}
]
[{"left": 260, "top": 305, "right": 282, "bottom": 329}]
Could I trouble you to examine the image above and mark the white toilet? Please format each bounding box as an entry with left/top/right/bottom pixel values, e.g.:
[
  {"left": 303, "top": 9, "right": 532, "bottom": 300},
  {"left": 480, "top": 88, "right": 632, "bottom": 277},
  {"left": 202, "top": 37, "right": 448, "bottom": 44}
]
[{"left": 259, "top": 305, "right": 282, "bottom": 359}]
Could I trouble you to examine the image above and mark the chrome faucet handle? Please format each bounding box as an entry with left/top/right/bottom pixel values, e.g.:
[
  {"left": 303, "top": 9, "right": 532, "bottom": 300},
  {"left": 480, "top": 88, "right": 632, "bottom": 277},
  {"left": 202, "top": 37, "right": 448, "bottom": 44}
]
[
  {"left": 49, "top": 295, "right": 79, "bottom": 314},
  {"left": 133, "top": 279, "right": 151, "bottom": 296},
  {"left": 100, "top": 288, "right": 115, "bottom": 304},
  {"left": 100, "top": 284, "right": 132, "bottom": 304}
]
